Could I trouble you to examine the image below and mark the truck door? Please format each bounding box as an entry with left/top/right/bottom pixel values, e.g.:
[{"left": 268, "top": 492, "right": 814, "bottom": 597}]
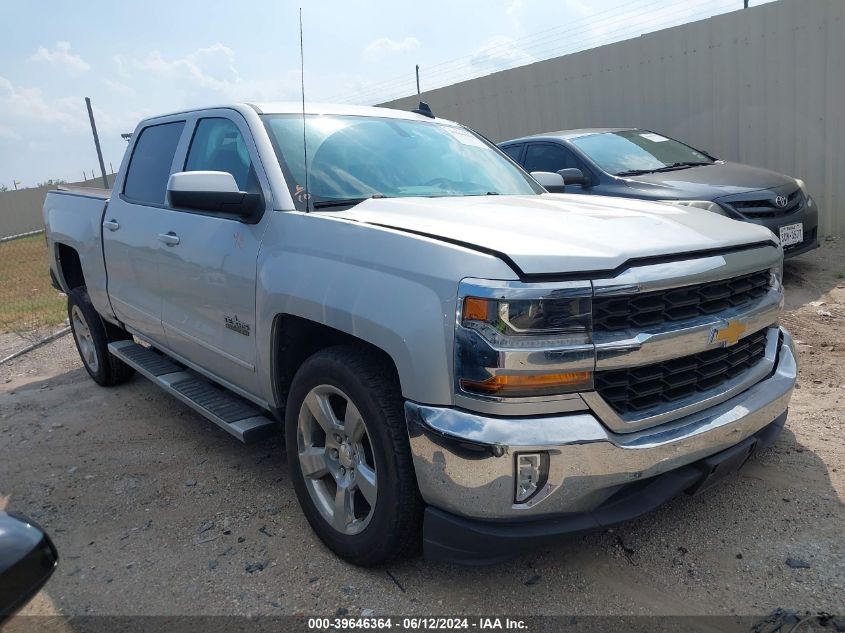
[
  {"left": 157, "top": 113, "right": 268, "bottom": 395},
  {"left": 102, "top": 119, "right": 186, "bottom": 345}
]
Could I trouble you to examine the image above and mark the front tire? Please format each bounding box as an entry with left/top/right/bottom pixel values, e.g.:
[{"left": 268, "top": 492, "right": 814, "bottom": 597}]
[
  {"left": 285, "top": 345, "right": 423, "bottom": 566},
  {"left": 67, "top": 287, "right": 134, "bottom": 387}
]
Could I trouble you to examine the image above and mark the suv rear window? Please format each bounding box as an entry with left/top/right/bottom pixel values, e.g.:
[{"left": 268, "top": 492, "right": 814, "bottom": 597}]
[{"left": 123, "top": 121, "right": 185, "bottom": 204}]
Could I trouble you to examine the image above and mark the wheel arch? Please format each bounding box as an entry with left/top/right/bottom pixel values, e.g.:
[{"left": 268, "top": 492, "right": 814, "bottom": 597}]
[
  {"left": 55, "top": 242, "right": 85, "bottom": 291},
  {"left": 269, "top": 314, "right": 403, "bottom": 417}
]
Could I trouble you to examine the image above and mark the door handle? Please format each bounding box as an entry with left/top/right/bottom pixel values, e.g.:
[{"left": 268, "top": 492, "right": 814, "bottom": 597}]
[
  {"left": 157, "top": 232, "right": 180, "bottom": 246},
  {"left": 103, "top": 219, "right": 120, "bottom": 231}
]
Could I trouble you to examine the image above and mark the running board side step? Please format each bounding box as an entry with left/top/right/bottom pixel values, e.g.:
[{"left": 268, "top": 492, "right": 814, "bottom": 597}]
[{"left": 108, "top": 340, "right": 276, "bottom": 443}]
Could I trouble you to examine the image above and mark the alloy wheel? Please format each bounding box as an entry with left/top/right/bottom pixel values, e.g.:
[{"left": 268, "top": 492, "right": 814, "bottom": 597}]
[
  {"left": 296, "top": 384, "right": 378, "bottom": 535},
  {"left": 71, "top": 304, "right": 98, "bottom": 373}
]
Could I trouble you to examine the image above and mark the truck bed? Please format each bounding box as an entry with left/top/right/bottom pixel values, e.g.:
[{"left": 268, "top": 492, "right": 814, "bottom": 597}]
[
  {"left": 43, "top": 187, "right": 112, "bottom": 320},
  {"left": 55, "top": 185, "right": 111, "bottom": 200}
]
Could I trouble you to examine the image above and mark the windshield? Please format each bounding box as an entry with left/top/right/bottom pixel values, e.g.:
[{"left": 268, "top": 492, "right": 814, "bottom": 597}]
[
  {"left": 570, "top": 130, "right": 715, "bottom": 176},
  {"left": 262, "top": 114, "right": 542, "bottom": 209}
]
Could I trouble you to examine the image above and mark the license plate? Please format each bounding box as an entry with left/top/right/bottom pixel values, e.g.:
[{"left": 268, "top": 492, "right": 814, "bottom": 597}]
[{"left": 779, "top": 222, "right": 803, "bottom": 247}]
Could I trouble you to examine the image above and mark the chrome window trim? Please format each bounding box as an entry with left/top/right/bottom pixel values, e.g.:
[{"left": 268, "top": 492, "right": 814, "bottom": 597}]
[{"left": 583, "top": 326, "right": 781, "bottom": 433}]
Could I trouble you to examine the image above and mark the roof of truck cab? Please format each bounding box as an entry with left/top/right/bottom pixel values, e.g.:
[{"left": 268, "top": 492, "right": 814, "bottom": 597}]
[{"left": 140, "top": 102, "right": 458, "bottom": 125}]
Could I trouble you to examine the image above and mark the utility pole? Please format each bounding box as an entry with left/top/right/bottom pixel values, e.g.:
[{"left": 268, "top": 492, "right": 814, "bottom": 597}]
[
  {"left": 744, "top": 0, "right": 749, "bottom": 7},
  {"left": 416, "top": 64, "right": 421, "bottom": 95},
  {"left": 85, "top": 97, "right": 109, "bottom": 189}
]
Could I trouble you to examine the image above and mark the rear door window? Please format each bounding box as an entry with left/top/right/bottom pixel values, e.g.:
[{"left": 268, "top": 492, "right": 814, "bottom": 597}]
[{"left": 123, "top": 121, "right": 186, "bottom": 205}]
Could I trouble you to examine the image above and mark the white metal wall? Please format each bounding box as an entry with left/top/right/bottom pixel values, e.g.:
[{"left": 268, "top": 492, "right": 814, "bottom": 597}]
[{"left": 382, "top": 0, "right": 845, "bottom": 236}]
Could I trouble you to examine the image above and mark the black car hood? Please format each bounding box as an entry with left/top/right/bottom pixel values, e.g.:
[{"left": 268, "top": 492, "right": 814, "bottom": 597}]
[{"left": 622, "top": 161, "right": 795, "bottom": 199}]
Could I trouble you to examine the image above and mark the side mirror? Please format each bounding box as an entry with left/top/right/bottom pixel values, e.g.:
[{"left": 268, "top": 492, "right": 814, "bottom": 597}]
[
  {"left": 167, "top": 171, "right": 262, "bottom": 220},
  {"left": 0, "top": 512, "right": 58, "bottom": 624},
  {"left": 557, "top": 168, "right": 588, "bottom": 187},
  {"left": 530, "top": 171, "right": 566, "bottom": 193}
]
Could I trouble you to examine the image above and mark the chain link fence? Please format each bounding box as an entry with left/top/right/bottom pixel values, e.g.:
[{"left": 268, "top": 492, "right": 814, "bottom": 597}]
[
  {"left": 0, "top": 177, "right": 114, "bottom": 363},
  {"left": 0, "top": 230, "right": 69, "bottom": 363}
]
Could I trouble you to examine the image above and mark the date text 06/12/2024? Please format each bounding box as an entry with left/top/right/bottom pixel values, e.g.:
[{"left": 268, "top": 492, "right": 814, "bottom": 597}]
[{"left": 306, "top": 617, "right": 528, "bottom": 630}]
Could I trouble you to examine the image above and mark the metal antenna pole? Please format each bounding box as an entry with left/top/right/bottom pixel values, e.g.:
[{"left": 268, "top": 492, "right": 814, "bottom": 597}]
[
  {"left": 85, "top": 97, "right": 109, "bottom": 189},
  {"left": 299, "top": 8, "right": 310, "bottom": 212},
  {"left": 416, "top": 64, "right": 421, "bottom": 95}
]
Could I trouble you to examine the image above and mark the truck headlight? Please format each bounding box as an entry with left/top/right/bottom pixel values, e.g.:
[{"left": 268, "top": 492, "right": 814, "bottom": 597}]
[
  {"left": 462, "top": 295, "right": 591, "bottom": 342},
  {"left": 456, "top": 280, "right": 594, "bottom": 399},
  {"left": 659, "top": 199, "right": 730, "bottom": 216}
]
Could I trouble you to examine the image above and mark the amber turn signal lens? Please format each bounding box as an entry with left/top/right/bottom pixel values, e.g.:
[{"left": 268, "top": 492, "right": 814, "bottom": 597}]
[
  {"left": 462, "top": 297, "right": 491, "bottom": 322},
  {"left": 460, "top": 371, "right": 593, "bottom": 397}
]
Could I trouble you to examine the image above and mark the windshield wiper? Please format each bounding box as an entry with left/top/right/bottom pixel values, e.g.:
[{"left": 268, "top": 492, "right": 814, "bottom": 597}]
[
  {"left": 669, "top": 161, "right": 714, "bottom": 168},
  {"left": 311, "top": 194, "right": 385, "bottom": 210},
  {"left": 615, "top": 168, "right": 656, "bottom": 176},
  {"left": 615, "top": 161, "right": 714, "bottom": 176}
]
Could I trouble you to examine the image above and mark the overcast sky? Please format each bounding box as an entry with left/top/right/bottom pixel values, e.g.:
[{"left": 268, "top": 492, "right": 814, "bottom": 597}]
[{"left": 0, "top": 0, "right": 773, "bottom": 188}]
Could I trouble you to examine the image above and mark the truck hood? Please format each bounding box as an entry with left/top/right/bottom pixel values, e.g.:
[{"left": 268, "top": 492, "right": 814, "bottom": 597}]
[{"left": 321, "top": 194, "right": 776, "bottom": 276}]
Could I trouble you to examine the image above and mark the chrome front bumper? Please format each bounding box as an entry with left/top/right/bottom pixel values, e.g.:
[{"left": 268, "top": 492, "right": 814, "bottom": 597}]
[{"left": 406, "top": 327, "right": 796, "bottom": 520}]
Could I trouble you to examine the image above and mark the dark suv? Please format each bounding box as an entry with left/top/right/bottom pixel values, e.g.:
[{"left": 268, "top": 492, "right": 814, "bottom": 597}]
[{"left": 500, "top": 128, "right": 819, "bottom": 258}]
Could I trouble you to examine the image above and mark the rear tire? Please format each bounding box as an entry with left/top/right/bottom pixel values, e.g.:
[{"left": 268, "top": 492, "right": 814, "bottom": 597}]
[
  {"left": 67, "top": 287, "right": 134, "bottom": 387},
  {"left": 285, "top": 345, "right": 423, "bottom": 566}
]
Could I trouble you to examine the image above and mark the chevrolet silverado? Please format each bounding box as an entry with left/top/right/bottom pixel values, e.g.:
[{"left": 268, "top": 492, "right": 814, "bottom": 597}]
[{"left": 42, "top": 103, "right": 796, "bottom": 565}]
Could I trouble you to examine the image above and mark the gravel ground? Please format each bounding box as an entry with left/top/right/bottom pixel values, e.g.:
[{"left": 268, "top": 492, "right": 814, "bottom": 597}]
[{"left": 1, "top": 240, "right": 843, "bottom": 622}]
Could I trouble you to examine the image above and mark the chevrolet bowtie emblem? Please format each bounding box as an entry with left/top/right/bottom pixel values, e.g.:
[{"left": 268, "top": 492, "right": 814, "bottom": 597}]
[{"left": 709, "top": 320, "right": 747, "bottom": 347}]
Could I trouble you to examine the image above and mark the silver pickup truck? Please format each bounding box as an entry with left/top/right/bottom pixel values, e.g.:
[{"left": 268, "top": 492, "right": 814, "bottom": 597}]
[{"left": 43, "top": 103, "right": 796, "bottom": 566}]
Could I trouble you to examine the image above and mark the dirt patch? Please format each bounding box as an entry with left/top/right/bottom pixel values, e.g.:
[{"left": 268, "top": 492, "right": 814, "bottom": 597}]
[{"left": 1, "top": 240, "right": 843, "bottom": 618}]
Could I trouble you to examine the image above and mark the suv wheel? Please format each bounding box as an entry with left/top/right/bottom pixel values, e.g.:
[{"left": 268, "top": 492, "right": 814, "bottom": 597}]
[{"left": 285, "top": 345, "right": 422, "bottom": 566}]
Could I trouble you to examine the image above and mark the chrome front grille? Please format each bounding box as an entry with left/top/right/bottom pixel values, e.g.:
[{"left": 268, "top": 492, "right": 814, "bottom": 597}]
[
  {"left": 728, "top": 187, "right": 803, "bottom": 218},
  {"left": 592, "top": 270, "right": 771, "bottom": 331},
  {"left": 594, "top": 329, "right": 768, "bottom": 415},
  {"left": 583, "top": 246, "right": 782, "bottom": 432}
]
